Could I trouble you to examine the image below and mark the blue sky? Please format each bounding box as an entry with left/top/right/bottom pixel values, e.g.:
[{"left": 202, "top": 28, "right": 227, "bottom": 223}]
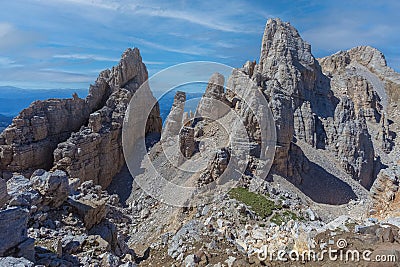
[{"left": 0, "top": 0, "right": 399, "bottom": 89}]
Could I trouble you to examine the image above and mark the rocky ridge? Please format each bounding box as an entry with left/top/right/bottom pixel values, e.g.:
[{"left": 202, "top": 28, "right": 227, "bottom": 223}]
[
  {"left": 0, "top": 48, "right": 162, "bottom": 189},
  {"left": 0, "top": 17, "right": 400, "bottom": 266}
]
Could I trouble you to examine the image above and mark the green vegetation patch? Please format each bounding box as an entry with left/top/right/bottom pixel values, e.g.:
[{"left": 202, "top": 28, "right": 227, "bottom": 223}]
[
  {"left": 228, "top": 187, "right": 278, "bottom": 218},
  {"left": 270, "top": 210, "right": 301, "bottom": 226}
]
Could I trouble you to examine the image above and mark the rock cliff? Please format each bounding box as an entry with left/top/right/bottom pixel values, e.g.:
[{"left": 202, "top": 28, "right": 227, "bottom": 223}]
[
  {"left": 1, "top": 48, "right": 162, "bottom": 189},
  {"left": 227, "top": 18, "right": 376, "bottom": 188}
]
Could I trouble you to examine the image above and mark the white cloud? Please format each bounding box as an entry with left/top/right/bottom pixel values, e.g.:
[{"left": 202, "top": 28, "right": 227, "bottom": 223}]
[
  {"left": 0, "top": 56, "right": 15, "bottom": 65},
  {"left": 133, "top": 7, "right": 251, "bottom": 33},
  {"left": 53, "top": 54, "right": 119, "bottom": 62},
  {"left": 143, "top": 60, "right": 165, "bottom": 65},
  {"left": 131, "top": 37, "right": 213, "bottom": 56},
  {"left": 0, "top": 56, "right": 23, "bottom": 68},
  {"left": 0, "top": 22, "right": 13, "bottom": 37},
  {"left": 42, "top": 0, "right": 266, "bottom": 34},
  {"left": 0, "top": 22, "right": 39, "bottom": 50}
]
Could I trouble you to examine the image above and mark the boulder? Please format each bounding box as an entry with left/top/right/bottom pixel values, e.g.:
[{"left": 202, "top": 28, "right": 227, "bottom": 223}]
[{"left": 0, "top": 207, "right": 34, "bottom": 261}]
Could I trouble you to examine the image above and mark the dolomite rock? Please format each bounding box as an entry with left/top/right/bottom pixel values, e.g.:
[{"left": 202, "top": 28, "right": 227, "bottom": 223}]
[
  {"left": 67, "top": 181, "right": 108, "bottom": 229},
  {"left": 345, "top": 75, "right": 381, "bottom": 121},
  {"left": 179, "top": 126, "right": 195, "bottom": 158},
  {"left": 250, "top": 18, "right": 335, "bottom": 178},
  {"left": 0, "top": 98, "right": 89, "bottom": 175},
  {"left": 0, "top": 178, "right": 9, "bottom": 207},
  {"left": 0, "top": 48, "right": 162, "bottom": 189},
  {"left": 377, "top": 112, "right": 393, "bottom": 153},
  {"left": 0, "top": 207, "right": 34, "bottom": 261},
  {"left": 0, "top": 73, "right": 112, "bottom": 176},
  {"left": 161, "top": 91, "right": 186, "bottom": 142},
  {"left": 256, "top": 18, "right": 333, "bottom": 116},
  {"left": 7, "top": 175, "right": 42, "bottom": 208},
  {"left": 53, "top": 48, "right": 162, "bottom": 188},
  {"left": 326, "top": 96, "right": 375, "bottom": 187},
  {"left": 319, "top": 46, "right": 400, "bottom": 154},
  {"left": 0, "top": 257, "right": 34, "bottom": 267},
  {"left": 294, "top": 101, "right": 316, "bottom": 147},
  {"left": 30, "top": 169, "right": 70, "bottom": 208},
  {"left": 370, "top": 167, "right": 399, "bottom": 218},
  {"left": 199, "top": 148, "right": 230, "bottom": 186},
  {"left": 6, "top": 170, "right": 70, "bottom": 209},
  {"left": 196, "top": 73, "right": 230, "bottom": 120}
]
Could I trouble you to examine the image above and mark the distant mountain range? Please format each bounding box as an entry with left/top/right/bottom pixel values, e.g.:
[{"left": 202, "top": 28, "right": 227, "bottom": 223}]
[
  {"left": 0, "top": 86, "right": 204, "bottom": 131},
  {"left": 157, "top": 90, "right": 203, "bottom": 124},
  {"left": 0, "top": 86, "right": 88, "bottom": 117},
  {"left": 0, "top": 114, "right": 12, "bottom": 132}
]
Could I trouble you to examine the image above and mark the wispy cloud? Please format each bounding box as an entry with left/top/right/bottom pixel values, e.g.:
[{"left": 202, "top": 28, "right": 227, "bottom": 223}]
[
  {"left": 0, "top": 22, "right": 40, "bottom": 51},
  {"left": 133, "top": 7, "right": 252, "bottom": 33},
  {"left": 143, "top": 60, "right": 166, "bottom": 65},
  {"left": 131, "top": 37, "right": 213, "bottom": 56},
  {"left": 45, "top": 0, "right": 265, "bottom": 34},
  {"left": 53, "top": 54, "right": 119, "bottom": 62}
]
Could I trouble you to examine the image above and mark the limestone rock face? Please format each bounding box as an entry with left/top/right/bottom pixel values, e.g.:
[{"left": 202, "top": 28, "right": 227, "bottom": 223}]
[
  {"left": 0, "top": 207, "right": 34, "bottom": 260},
  {"left": 249, "top": 18, "right": 334, "bottom": 178},
  {"left": 225, "top": 18, "right": 376, "bottom": 188},
  {"left": 30, "top": 169, "right": 70, "bottom": 208},
  {"left": 0, "top": 48, "right": 162, "bottom": 190},
  {"left": 179, "top": 126, "right": 195, "bottom": 158},
  {"left": 196, "top": 73, "right": 231, "bottom": 119},
  {"left": 294, "top": 101, "right": 316, "bottom": 147},
  {"left": 53, "top": 48, "right": 162, "bottom": 188},
  {"left": 67, "top": 180, "right": 108, "bottom": 229},
  {"left": 325, "top": 96, "right": 375, "bottom": 187},
  {"left": 370, "top": 167, "right": 399, "bottom": 218},
  {"left": 256, "top": 18, "right": 333, "bottom": 115},
  {"left": 161, "top": 91, "right": 186, "bottom": 142},
  {"left": 199, "top": 147, "right": 230, "bottom": 186},
  {"left": 377, "top": 112, "right": 393, "bottom": 153},
  {"left": 0, "top": 97, "right": 91, "bottom": 176},
  {"left": 7, "top": 175, "right": 42, "bottom": 208},
  {"left": 6, "top": 170, "right": 70, "bottom": 209},
  {"left": 319, "top": 46, "right": 400, "bottom": 157},
  {"left": 0, "top": 178, "right": 9, "bottom": 208},
  {"left": 345, "top": 75, "right": 381, "bottom": 121}
]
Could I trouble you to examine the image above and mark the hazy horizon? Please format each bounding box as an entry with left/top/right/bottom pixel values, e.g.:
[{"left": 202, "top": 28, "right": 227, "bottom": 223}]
[{"left": 0, "top": 1, "right": 399, "bottom": 90}]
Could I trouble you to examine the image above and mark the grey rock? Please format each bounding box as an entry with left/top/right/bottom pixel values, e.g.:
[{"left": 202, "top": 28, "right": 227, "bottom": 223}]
[
  {"left": 162, "top": 91, "right": 186, "bottom": 142},
  {"left": 31, "top": 169, "right": 70, "bottom": 207},
  {"left": 325, "top": 96, "right": 375, "bottom": 187},
  {"left": 6, "top": 175, "right": 41, "bottom": 207},
  {"left": 196, "top": 73, "right": 230, "bottom": 120},
  {"left": 67, "top": 195, "right": 106, "bottom": 230},
  {"left": 119, "top": 263, "right": 138, "bottom": 267},
  {"left": 179, "top": 126, "right": 195, "bottom": 158},
  {"left": 0, "top": 257, "right": 34, "bottom": 267},
  {"left": 100, "top": 252, "right": 120, "bottom": 267},
  {"left": 62, "top": 234, "right": 86, "bottom": 254},
  {"left": 168, "top": 220, "right": 203, "bottom": 259},
  {"left": 89, "top": 221, "right": 118, "bottom": 251},
  {"left": 184, "top": 254, "right": 198, "bottom": 267},
  {"left": 0, "top": 178, "right": 9, "bottom": 207},
  {"left": 0, "top": 207, "right": 33, "bottom": 260},
  {"left": 53, "top": 48, "right": 162, "bottom": 188}
]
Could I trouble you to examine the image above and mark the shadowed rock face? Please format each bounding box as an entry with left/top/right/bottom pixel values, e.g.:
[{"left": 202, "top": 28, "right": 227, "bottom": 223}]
[
  {"left": 226, "top": 18, "right": 375, "bottom": 189},
  {"left": 53, "top": 48, "right": 162, "bottom": 188},
  {"left": 327, "top": 96, "right": 375, "bottom": 188},
  {"left": 0, "top": 48, "right": 162, "bottom": 189}
]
